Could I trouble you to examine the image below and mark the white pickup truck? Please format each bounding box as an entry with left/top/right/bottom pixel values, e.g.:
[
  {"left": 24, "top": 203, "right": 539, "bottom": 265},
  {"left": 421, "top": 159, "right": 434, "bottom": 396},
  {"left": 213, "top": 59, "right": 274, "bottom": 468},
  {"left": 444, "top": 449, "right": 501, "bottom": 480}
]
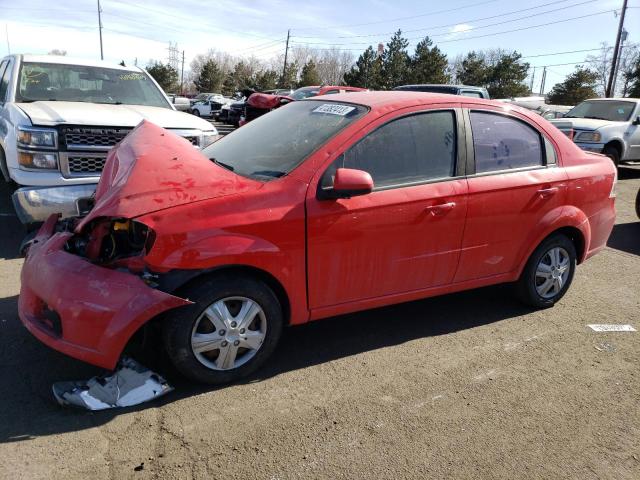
[
  {"left": 0, "top": 54, "right": 218, "bottom": 226},
  {"left": 549, "top": 98, "right": 640, "bottom": 166}
]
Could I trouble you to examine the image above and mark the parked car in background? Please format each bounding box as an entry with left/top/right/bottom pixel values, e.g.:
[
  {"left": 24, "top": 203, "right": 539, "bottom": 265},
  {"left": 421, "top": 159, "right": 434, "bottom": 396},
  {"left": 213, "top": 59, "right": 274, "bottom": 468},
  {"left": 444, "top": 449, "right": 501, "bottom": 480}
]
[
  {"left": 167, "top": 93, "right": 191, "bottom": 111},
  {"left": 191, "top": 99, "right": 225, "bottom": 117},
  {"left": 549, "top": 98, "right": 640, "bottom": 166},
  {"left": 18, "top": 92, "right": 616, "bottom": 384},
  {"left": 393, "top": 84, "right": 490, "bottom": 99},
  {"left": 0, "top": 54, "right": 218, "bottom": 228},
  {"left": 537, "top": 105, "right": 573, "bottom": 120},
  {"left": 288, "top": 85, "right": 368, "bottom": 100},
  {"left": 190, "top": 92, "right": 224, "bottom": 106}
]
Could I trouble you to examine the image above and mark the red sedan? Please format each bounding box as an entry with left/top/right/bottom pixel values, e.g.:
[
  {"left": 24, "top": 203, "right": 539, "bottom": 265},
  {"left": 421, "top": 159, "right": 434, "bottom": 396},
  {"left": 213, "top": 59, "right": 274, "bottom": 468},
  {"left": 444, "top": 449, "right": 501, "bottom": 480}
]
[{"left": 19, "top": 92, "right": 617, "bottom": 384}]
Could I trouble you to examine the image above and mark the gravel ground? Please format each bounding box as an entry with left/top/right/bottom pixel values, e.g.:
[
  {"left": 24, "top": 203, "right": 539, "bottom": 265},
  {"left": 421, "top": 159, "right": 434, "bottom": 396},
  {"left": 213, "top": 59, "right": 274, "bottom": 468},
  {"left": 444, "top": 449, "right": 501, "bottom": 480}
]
[{"left": 0, "top": 167, "right": 638, "bottom": 480}]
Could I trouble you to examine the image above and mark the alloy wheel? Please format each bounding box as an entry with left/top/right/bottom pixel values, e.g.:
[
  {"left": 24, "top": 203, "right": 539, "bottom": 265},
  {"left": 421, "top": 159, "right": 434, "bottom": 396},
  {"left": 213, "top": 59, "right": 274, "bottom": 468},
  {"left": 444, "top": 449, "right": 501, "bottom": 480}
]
[
  {"left": 535, "top": 247, "right": 571, "bottom": 299},
  {"left": 191, "top": 296, "right": 267, "bottom": 371}
]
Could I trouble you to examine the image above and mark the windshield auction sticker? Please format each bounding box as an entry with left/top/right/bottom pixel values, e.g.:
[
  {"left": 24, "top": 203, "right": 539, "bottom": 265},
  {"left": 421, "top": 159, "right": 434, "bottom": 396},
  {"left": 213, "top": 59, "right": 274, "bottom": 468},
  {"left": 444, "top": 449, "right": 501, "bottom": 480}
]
[{"left": 312, "top": 104, "right": 356, "bottom": 116}]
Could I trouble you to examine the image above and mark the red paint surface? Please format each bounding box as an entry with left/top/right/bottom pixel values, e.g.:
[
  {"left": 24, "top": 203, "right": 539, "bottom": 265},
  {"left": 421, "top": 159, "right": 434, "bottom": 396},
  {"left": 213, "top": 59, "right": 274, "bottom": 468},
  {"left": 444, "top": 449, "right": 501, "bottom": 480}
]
[{"left": 19, "top": 93, "right": 617, "bottom": 369}]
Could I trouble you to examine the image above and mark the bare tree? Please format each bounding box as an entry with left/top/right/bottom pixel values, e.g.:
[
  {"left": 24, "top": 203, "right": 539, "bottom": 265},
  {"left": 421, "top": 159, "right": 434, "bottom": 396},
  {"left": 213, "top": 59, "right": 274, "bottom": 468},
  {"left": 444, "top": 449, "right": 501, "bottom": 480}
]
[{"left": 586, "top": 43, "right": 613, "bottom": 96}]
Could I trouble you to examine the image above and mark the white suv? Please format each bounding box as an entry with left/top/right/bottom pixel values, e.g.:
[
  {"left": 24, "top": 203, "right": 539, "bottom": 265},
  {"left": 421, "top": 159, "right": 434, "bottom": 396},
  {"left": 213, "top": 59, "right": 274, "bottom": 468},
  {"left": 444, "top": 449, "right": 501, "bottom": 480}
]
[{"left": 0, "top": 54, "right": 218, "bottom": 226}]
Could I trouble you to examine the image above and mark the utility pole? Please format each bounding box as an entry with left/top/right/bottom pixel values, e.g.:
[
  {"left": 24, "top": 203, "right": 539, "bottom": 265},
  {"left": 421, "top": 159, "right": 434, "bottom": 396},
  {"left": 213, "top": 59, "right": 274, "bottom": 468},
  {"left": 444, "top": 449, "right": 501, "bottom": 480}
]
[
  {"left": 539, "top": 66, "right": 547, "bottom": 96},
  {"left": 97, "top": 0, "right": 104, "bottom": 60},
  {"left": 610, "top": 29, "right": 627, "bottom": 97},
  {"left": 5, "top": 24, "right": 10, "bottom": 54},
  {"left": 180, "top": 50, "right": 185, "bottom": 95},
  {"left": 282, "top": 29, "right": 290, "bottom": 86},
  {"left": 529, "top": 67, "right": 536, "bottom": 93},
  {"left": 606, "top": 0, "right": 628, "bottom": 97}
]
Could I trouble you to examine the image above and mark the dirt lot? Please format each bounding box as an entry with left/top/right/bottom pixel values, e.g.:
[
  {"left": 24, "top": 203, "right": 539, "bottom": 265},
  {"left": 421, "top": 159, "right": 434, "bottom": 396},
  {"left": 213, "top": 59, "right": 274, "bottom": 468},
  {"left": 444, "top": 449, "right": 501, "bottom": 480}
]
[{"left": 0, "top": 167, "right": 638, "bottom": 480}]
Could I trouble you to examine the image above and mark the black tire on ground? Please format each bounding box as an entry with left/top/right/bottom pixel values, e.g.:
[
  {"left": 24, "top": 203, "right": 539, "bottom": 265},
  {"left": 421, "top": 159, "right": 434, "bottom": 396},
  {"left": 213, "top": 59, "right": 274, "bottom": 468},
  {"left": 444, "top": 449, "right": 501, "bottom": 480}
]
[
  {"left": 162, "top": 274, "right": 283, "bottom": 384},
  {"left": 635, "top": 188, "right": 640, "bottom": 219},
  {"left": 603, "top": 144, "right": 620, "bottom": 167},
  {"left": 515, "top": 233, "right": 577, "bottom": 309},
  {"left": 191, "top": 109, "right": 201, "bottom": 117}
]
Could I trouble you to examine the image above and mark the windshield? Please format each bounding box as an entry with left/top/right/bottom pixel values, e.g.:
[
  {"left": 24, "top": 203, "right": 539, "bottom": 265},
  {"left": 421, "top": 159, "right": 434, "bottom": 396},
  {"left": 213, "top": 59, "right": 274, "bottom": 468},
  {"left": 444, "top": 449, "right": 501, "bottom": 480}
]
[
  {"left": 290, "top": 87, "right": 321, "bottom": 100},
  {"left": 565, "top": 100, "right": 635, "bottom": 122},
  {"left": 203, "top": 100, "right": 368, "bottom": 180},
  {"left": 16, "top": 62, "right": 170, "bottom": 107}
]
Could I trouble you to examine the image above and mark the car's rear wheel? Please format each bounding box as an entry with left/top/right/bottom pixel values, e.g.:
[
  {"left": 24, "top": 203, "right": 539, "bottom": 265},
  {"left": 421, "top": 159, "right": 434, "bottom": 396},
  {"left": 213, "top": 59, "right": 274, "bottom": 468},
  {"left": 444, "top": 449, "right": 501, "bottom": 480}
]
[
  {"left": 603, "top": 144, "right": 620, "bottom": 167},
  {"left": 515, "top": 234, "right": 576, "bottom": 308},
  {"left": 162, "top": 275, "right": 283, "bottom": 384},
  {"left": 191, "top": 108, "right": 201, "bottom": 117}
]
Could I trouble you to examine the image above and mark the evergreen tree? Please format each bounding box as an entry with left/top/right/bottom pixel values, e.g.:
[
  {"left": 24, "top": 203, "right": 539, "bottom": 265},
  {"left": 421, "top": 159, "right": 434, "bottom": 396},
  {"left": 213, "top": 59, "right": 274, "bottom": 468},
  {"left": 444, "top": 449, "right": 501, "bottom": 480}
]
[
  {"left": 547, "top": 67, "right": 599, "bottom": 105},
  {"left": 146, "top": 62, "right": 178, "bottom": 92},
  {"left": 254, "top": 69, "right": 279, "bottom": 91},
  {"left": 409, "top": 37, "right": 449, "bottom": 84},
  {"left": 299, "top": 59, "right": 321, "bottom": 87},
  {"left": 457, "top": 52, "right": 489, "bottom": 87},
  {"left": 381, "top": 30, "right": 410, "bottom": 88},
  {"left": 194, "top": 59, "right": 223, "bottom": 92},
  {"left": 486, "top": 52, "right": 530, "bottom": 98},
  {"left": 625, "top": 57, "right": 640, "bottom": 97},
  {"left": 278, "top": 61, "right": 299, "bottom": 88},
  {"left": 343, "top": 46, "right": 382, "bottom": 89}
]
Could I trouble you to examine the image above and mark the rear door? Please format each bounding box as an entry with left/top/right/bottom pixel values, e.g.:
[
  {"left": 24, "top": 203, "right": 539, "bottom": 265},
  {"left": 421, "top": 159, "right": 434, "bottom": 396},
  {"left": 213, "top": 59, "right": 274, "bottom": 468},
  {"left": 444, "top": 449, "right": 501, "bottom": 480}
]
[
  {"left": 454, "top": 106, "right": 568, "bottom": 282},
  {"left": 306, "top": 105, "right": 469, "bottom": 310}
]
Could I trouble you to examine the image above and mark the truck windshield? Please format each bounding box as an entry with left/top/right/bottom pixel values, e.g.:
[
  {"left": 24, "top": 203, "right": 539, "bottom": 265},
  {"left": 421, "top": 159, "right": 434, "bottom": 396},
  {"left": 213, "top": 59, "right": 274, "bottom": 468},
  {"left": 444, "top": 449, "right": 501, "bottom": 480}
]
[
  {"left": 203, "top": 100, "right": 368, "bottom": 180},
  {"left": 565, "top": 100, "right": 635, "bottom": 122},
  {"left": 15, "top": 62, "right": 170, "bottom": 108}
]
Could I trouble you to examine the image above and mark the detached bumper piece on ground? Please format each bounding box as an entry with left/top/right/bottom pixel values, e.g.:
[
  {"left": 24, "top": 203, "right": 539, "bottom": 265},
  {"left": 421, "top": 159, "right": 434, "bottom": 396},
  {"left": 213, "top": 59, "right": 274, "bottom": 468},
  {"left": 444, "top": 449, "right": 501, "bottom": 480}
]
[{"left": 52, "top": 357, "right": 173, "bottom": 410}]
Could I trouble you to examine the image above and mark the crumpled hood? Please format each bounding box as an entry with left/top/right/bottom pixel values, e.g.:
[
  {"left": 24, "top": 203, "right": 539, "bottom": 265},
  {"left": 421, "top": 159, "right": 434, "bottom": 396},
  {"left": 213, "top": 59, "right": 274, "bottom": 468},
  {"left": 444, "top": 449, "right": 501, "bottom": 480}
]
[
  {"left": 76, "top": 121, "right": 256, "bottom": 232},
  {"left": 17, "top": 101, "right": 214, "bottom": 130},
  {"left": 549, "top": 117, "right": 620, "bottom": 131}
]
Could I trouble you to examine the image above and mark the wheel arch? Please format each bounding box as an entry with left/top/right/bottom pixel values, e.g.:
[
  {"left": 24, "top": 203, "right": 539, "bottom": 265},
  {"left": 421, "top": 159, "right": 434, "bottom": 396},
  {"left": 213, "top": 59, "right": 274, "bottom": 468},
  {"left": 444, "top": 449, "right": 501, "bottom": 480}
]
[
  {"left": 0, "top": 145, "right": 10, "bottom": 181},
  {"left": 603, "top": 139, "right": 624, "bottom": 159}
]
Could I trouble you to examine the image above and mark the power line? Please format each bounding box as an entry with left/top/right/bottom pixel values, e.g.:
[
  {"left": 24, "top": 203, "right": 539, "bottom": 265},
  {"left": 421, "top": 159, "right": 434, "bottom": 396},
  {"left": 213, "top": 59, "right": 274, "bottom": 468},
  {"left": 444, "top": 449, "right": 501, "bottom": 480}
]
[
  {"left": 293, "top": 0, "right": 586, "bottom": 39},
  {"left": 292, "top": 0, "right": 501, "bottom": 32}
]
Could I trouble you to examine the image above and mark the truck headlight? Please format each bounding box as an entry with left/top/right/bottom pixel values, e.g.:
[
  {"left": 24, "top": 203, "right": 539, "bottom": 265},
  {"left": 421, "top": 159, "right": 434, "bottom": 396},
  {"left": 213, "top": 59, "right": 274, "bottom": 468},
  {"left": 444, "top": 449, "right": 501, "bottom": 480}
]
[
  {"left": 575, "top": 131, "right": 602, "bottom": 143},
  {"left": 18, "top": 151, "right": 58, "bottom": 170},
  {"left": 201, "top": 131, "right": 220, "bottom": 148},
  {"left": 17, "top": 127, "right": 58, "bottom": 148}
]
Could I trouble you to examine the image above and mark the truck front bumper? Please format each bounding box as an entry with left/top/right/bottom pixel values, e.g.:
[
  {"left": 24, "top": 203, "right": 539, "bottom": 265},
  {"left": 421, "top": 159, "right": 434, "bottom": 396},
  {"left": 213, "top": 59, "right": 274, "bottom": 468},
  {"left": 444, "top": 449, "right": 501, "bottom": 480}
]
[
  {"left": 575, "top": 142, "right": 605, "bottom": 153},
  {"left": 11, "top": 184, "right": 97, "bottom": 225},
  {"left": 19, "top": 215, "right": 191, "bottom": 369}
]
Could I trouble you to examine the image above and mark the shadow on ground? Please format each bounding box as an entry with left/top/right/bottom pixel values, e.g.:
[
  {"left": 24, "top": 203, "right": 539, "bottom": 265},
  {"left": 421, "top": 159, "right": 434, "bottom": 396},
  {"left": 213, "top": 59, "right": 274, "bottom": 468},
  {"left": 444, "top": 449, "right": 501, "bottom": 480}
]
[{"left": 0, "top": 283, "right": 531, "bottom": 443}]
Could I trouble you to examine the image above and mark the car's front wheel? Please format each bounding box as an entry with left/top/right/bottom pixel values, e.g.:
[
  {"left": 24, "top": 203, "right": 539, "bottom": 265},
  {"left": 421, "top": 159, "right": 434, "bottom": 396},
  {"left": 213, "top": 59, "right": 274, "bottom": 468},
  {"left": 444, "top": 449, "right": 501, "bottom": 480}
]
[
  {"left": 191, "top": 108, "right": 201, "bottom": 117},
  {"left": 515, "top": 233, "right": 577, "bottom": 308},
  {"left": 163, "top": 275, "right": 283, "bottom": 384}
]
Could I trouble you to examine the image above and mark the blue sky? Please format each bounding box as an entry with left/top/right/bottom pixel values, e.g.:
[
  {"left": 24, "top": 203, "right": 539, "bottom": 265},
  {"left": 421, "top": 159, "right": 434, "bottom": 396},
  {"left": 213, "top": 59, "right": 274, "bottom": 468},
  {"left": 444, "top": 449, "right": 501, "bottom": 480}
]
[{"left": 1, "top": 0, "right": 638, "bottom": 92}]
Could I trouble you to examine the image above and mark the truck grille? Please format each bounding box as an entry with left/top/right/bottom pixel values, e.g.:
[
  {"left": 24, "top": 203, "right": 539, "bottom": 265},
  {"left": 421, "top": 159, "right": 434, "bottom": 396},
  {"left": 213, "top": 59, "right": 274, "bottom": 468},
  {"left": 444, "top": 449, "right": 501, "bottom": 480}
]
[
  {"left": 67, "top": 155, "right": 107, "bottom": 174},
  {"left": 62, "top": 127, "right": 131, "bottom": 149}
]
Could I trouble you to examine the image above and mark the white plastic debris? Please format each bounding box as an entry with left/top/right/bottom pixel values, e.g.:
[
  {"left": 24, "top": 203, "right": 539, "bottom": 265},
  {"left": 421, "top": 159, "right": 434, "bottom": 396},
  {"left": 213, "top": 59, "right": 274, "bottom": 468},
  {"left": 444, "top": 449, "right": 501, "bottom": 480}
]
[
  {"left": 588, "top": 324, "right": 636, "bottom": 332},
  {"left": 52, "top": 357, "right": 173, "bottom": 410}
]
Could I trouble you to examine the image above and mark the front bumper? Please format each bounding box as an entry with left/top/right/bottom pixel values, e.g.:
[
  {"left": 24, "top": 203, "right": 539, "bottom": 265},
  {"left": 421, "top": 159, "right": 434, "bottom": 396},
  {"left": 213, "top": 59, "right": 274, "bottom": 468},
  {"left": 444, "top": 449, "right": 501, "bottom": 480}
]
[
  {"left": 575, "top": 142, "right": 605, "bottom": 153},
  {"left": 18, "top": 215, "right": 191, "bottom": 369},
  {"left": 12, "top": 184, "right": 97, "bottom": 225}
]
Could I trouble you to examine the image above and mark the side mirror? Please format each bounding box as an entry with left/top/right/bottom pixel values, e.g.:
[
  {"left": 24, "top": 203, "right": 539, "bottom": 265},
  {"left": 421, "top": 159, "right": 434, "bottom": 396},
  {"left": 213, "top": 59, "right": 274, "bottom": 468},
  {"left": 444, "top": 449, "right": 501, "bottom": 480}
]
[
  {"left": 330, "top": 168, "right": 373, "bottom": 199},
  {"left": 633, "top": 116, "right": 640, "bottom": 126}
]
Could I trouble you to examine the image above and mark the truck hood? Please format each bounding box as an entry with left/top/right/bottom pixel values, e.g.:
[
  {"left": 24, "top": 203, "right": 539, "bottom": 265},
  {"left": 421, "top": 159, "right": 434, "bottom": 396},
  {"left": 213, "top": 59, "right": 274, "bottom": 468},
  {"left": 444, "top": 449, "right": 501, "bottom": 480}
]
[
  {"left": 549, "top": 117, "right": 621, "bottom": 131},
  {"left": 76, "top": 121, "right": 255, "bottom": 232},
  {"left": 16, "top": 101, "right": 214, "bottom": 130}
]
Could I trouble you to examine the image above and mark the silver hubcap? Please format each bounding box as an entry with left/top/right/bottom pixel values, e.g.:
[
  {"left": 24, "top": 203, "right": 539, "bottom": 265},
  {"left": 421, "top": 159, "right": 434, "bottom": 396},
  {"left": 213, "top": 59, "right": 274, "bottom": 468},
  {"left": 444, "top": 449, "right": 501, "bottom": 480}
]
[
  {"left": 535, "top": 247, "right": 570, "bottom": 299},
  {"left": 191, "top": 296, "right": 266, "bottom": 371}
]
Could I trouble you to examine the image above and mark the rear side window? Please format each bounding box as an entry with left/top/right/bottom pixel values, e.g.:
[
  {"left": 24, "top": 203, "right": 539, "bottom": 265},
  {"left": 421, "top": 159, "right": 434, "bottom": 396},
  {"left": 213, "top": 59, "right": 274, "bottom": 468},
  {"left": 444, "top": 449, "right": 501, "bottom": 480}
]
[
  {"left": 470, "top": 111, "right": 543, "bottom": 173},
  {"left": 0, "top": 61, "right": 10, "bottom": 102},
  {"left": 332, "top": 110, "right": 456, "bottom": 188},
  {"left": 461, "top": 91, "right": 483, "bottom": 98}
]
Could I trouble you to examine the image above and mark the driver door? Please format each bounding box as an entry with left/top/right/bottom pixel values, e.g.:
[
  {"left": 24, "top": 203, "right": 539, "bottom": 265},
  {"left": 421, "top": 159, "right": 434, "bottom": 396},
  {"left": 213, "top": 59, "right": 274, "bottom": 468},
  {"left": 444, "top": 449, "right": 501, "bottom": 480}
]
[{"left": 306, "top": 106, "right": 469, "bottom": 313}]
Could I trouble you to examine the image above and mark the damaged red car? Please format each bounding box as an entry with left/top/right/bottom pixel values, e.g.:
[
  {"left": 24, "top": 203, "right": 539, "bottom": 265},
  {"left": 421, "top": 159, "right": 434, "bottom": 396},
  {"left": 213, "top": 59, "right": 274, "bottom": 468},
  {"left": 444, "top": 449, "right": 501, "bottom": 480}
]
[{"left": 19, "top": 92, "right": 617, "bottom": 384}]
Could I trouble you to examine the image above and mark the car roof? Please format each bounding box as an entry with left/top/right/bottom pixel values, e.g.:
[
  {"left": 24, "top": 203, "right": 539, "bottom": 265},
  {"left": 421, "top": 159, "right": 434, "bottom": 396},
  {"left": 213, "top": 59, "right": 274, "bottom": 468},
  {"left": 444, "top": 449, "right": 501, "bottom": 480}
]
[
  {"left": 307, "top": 90, "right": 499, "bottom": 110},
  {"left": 395, "top": 84, "right": 485, "bottom": 90},
  {"left": 17, "top": 54, "right": 142, "bottom": 71},
  {"left": 580, "top": 97, "right": 640, "bottom": 102}
]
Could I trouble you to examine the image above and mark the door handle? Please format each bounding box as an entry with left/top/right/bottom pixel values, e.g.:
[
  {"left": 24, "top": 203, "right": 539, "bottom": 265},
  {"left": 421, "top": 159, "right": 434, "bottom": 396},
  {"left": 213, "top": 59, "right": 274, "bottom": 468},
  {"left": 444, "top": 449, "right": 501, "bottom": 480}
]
[
  {"left": 425, "top": 202, "right": 456, "bottom": 215},
  {"left": 537, "top": 187, "right": 558, "bottom": 198}
]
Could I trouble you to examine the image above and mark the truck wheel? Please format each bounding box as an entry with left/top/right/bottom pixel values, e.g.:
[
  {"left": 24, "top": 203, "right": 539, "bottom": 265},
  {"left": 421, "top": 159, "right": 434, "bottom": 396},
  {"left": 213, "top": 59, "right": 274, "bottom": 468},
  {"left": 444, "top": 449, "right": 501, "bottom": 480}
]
[
  {"left": 162, "top": 274, "right": 283, "bottom": 384},
  {"left": 603, "top": 145, "right": 620, "bottom": 167},
  {"left": 515, "top": 233, "right": 577, "bottom": 309},
  {"left": 635, "top": 188, "right": 640, "bottom": 219},
  {"left": 191, "top": 109, "right": 201, "bottom": 117}
]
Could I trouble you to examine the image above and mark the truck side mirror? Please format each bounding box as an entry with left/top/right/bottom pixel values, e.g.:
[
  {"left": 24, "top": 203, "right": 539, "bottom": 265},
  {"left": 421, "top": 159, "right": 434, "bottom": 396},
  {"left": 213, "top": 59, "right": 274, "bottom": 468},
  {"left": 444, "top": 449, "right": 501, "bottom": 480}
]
[{"left": 633, "top": 116, "right": 640, "bottom": 126}]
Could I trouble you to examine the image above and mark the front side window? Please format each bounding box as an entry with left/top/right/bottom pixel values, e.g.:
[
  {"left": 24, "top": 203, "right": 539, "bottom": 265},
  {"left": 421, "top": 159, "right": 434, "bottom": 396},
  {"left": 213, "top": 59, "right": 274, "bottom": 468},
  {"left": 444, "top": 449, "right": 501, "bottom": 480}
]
[
  {"left": 15, "top": 62, "right": 170, "bottom": 108},
  {"left": 0, "top": 61, "right": 10, "bottom": 102},
  {"left": 470, "top": 111, "right": 543, "bottom": 173},
  {"left": 325, "top": 111, "right": 457, "bottom": 189}
]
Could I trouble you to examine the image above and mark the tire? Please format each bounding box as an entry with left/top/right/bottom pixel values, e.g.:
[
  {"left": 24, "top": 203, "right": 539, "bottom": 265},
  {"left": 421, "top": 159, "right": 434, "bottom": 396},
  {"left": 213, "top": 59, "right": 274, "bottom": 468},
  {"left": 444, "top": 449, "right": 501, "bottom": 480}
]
[
  {"left": 635, "top": 188, "right": 640, "bottom": 219},
  {"left": 162, "top": 274, "right": 283, "bottom": 384},
  {"left": 603, "top": 144, "right": 620, "bottom": 167},
  {"left": 191, "top": 108, "right": 201, "bottom": 117},
  {"left": 515, "top": 233, "right": 577, "bottom": 309}
]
